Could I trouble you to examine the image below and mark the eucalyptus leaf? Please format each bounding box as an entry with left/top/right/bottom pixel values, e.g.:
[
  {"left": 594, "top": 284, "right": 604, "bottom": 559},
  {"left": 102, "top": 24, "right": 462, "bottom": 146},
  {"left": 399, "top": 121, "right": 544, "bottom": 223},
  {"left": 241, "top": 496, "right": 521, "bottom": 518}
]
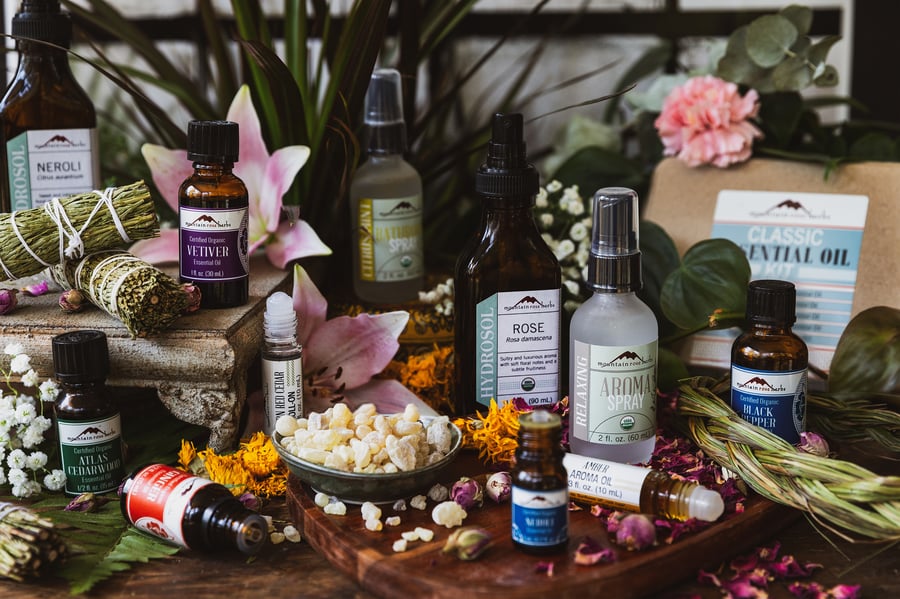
[
  {"left": 779, "top": 4, "right": 813, "bottom": 36},
  {"left": 813, "top": 64, "right": 840, "bottom": 87},
  {"left": 746, "top": 15, "right": 798, "bottom": 68},
  {"left": 660, "top": 239, "right": 750, "bottom": 330},
  {"left": 829, "top": 307, "right": 900, "bottom": 396},
  {"left": 808, "top": 35, "right": 842, "bottom": 70},
  {"left": 716, "top": 26, "right": 769, "bottom": 87},
  {"left": 771, "top": 54, "right": 812, "bottom": 91}
]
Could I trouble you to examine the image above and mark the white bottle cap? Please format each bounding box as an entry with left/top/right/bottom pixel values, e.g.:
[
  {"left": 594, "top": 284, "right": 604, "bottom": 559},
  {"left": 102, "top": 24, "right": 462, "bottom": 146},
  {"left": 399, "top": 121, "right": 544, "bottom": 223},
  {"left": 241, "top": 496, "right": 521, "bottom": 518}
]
[
  {"left": 264, "top": 291, "right": 297, "bottom": 338},
  {"left": 687, "top": 486, "right": 725, "bottom": 522}
]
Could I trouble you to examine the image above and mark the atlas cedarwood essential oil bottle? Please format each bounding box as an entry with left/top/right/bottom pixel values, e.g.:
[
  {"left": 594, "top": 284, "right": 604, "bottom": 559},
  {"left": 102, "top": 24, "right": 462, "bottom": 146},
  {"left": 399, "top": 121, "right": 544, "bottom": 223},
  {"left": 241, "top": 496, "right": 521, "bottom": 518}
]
[
  {"left": 453, "top": 113, "right": 561, "bottom": 417},
  {"left": 120, "top": 463, "right": 268, "bottom": 555},
  {"left": 568, "top": 187, "right": 658, "bottom": 464},
  {"left": 731, "top": 279, "right": 808, "bottom": 444},
  {"left": 350, "top": 68, "right": 424, "bottom": 304},
  {"left": 178, "top": 120, "right": 249, "bottom": 309},
  {"left": 0, "top": 0, "right": 101, "bottom": 212},
  {"left": 52, "top": 330, "right": 125, "bottom": 496},
  {"left": 511, "top": 410, "right": 569, "bottom": 554}
]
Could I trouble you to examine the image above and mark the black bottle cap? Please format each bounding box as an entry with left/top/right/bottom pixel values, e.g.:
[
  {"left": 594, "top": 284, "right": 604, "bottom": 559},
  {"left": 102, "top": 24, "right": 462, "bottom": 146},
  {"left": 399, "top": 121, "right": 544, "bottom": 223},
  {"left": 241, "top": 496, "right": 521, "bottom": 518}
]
[
  {"left": 474, "top": 113, "right": 539, "bottom": 198},
  {"left": 52, "top": 330, "right": 109, "bottom": 383},
  {"left": 187, "top": 120, "right": 239, "bottom": 163},
  {"left": 12, "top": 0, "right": 71, "bottom": 48},
  {"left": 746, "top": 280, "right": 796, "bottom": 326}
]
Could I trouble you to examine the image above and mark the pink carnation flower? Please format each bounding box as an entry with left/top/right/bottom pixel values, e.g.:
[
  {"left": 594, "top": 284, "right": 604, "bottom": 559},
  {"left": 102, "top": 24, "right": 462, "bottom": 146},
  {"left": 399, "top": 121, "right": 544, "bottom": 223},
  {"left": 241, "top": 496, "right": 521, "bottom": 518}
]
[{"left": 654, "top": 75, "right": 763, "bottom": 167}]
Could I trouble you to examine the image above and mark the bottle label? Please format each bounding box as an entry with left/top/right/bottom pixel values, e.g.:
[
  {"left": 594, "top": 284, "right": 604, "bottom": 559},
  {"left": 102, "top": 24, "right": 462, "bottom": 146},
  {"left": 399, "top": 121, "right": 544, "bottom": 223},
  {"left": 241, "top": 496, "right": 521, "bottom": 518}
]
[
  {"left": 474, "top": 289, "right": 560, "bottom": 409},
  {"left": 562, "top": 453, "right": 649, "bottom": 511},
  {"left": 6, "top": 128, "right": 100, "bottom": 210},
  {"left": 179, "top": 206, "right": 250, "bottom": 281},
  {"left": 731, "top": 365, "right": 807, "bottom": 444},
  {"left": 511, "top": 486, "right": 568, "bottom": 547},
  {"left": 356, "top": 195, "right": 423, "bottom": 283},
  {"left": 122, "top": 464, "right": 214, "bottom": 549},
  {"left": 262, "top": 355, "right": 303, "bottom": 434},
  {"left": 570, "top": 339, "right": 658, "bottom": 446},
  {"left": 57, "top": 413, "right": 125, "bottom": 494}
]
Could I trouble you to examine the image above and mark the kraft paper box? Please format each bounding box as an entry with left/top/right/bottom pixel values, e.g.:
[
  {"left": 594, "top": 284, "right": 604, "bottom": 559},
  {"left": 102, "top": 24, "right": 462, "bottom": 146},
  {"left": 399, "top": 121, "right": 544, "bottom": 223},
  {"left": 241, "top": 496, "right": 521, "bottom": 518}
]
[{"left": 643, "top": 157, "right": 899, "bottom": 373}]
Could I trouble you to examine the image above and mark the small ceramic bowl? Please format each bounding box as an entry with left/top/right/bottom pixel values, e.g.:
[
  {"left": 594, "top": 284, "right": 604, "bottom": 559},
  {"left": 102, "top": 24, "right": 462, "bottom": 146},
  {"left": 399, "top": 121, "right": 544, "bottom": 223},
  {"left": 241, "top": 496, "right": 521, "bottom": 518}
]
[{"left": 274, "top": 417, "right": 462, "bottom": 504}]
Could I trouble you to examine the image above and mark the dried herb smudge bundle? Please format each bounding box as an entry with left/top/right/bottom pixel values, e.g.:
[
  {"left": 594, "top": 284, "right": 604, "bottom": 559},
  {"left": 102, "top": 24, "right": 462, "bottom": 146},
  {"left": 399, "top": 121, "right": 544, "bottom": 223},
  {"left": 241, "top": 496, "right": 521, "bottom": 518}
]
[
  {"left": 0, "top": 181, "right": 158, "bottom": 281},
  {"left": 0, "top": 501, "right": 67, "bottom": 582},
  {"left": 51, "top": 250, "right": 192, "bottom": 338}
]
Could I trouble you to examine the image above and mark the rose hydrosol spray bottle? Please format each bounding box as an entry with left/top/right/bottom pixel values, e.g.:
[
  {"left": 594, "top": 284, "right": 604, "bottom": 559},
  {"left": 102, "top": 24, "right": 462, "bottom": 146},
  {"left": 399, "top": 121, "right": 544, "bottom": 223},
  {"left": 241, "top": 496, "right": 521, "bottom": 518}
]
[
  {"left": 453, "top": 113, "right": 562, "bottom": 417},
  {"left": 0, "top": 0, "right": 101, "bottom": 212},
  {"left": 350, "top": 68, "right": 424, "bottom": 304},
  {"left": 569, "top": 187, "right": 658, "bottom": 464}
]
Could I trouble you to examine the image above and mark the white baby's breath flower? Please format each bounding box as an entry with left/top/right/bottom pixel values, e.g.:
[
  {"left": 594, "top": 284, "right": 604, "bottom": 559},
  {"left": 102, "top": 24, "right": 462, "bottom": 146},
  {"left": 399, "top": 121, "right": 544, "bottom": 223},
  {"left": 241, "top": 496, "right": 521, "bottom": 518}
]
[
  {"left": 39, "top": 380, "right": 59, "bottom": 402},
  {"left": 7, "top": 448, "right": 27, "bottom": 469},
  {"left": 541, "top": 233, "right": 554, "bottom": 246},
  {"left": 558, "top": 195, "right": 571, "bottom": 211},
  {"left": 564, "top": 280, "right": 580, "bottom": 295},
  {"left": 554, "top": 239, "right": 576, "bottom": 260},
  {"left": 546, "top": 180, "right": 562, "bottom": 193},
  {"left": 0, "top": 406, "right": 13, "bottom": 429},
  {"left": 21, "top": 368, "right": 40, "bottom": 388},
  {"left": 4, "top": 342, "right": 23, "bottom": 356},
  {"left": 10, "top": 353, "right": 31, "bottom": 374},
  {"left": 44, "top": 469, "right": 66, "bottom": 491},
  {"left": 539, "top": 213, "right": 554, "bottom": 228},
  {"left": 13, "top": 480, "right": 41, "bottom": 498},
  {"left": 562, "top": 185, "right": 581, "bottom": 201},
  {"left": 14, "top": 402, "right": 37, "bottom": 426},
  {"left": 0, "top": 468, "right": 6, "bottom": 486},
  {"left": 535, "top": 187, "right": 549, "bottom": 208},
  {"left": 564, "top": 299, "right": 582, "bottom": 313},
  {"left": 30, "top": 415, "right": 52, "bottom": 434},
  {"left": 0, "top": 394, "right": 14, "bottom": 411},
  {"left": 7, "top": 466, "right": 27, "bottom": 486},
  {"left": 20, "top": 426, "right": 44, "bottom": 449},
  {"left": 567, "top": 199, "right": 585, "bottom": 216},
  {"left": 25, "top": 450, "right": 48, "bottom": 470},
  {"left": 569, "top": 222, "right": 588, "bottom": 242}
]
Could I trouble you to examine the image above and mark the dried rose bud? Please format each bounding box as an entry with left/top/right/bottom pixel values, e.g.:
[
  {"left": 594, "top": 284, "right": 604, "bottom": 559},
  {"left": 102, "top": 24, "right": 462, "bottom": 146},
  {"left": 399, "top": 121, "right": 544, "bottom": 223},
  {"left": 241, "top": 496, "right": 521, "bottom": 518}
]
[
  {"left": 798, "top": 432, "right": 829, "bottom": 457},
  {"left": 0, "top": 288, "right": 18, "bottom": 315},
  {"left": 450, "top": 476, "right": 483, "bottom": 511},
  {"left": 485, "top": 471, "right": 511, "bottom": 504},
  {"left": 442, "top": 526, "right": 491, "bottom": 561},
  {"left": 65, "top": 492, "right": 110, "bottom": 513},
  {"left": 615, "top": 514, "right": 657, "bottom": 551},
  {"left": 181, "top": 283, "right": 202, "bottom": 313},
  {"left": 238, "top": 492, "right": 260, "bottom": 511},
  {"left": 59, "top": 289, "right": 85, "bottom": 313}
]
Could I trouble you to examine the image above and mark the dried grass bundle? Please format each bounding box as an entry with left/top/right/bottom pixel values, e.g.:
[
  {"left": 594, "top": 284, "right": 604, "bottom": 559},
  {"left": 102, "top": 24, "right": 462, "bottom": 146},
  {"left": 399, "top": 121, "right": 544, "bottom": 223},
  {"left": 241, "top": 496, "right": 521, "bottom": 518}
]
[{"left": 0, "top": 501, "right": 66, "bottom": 582}]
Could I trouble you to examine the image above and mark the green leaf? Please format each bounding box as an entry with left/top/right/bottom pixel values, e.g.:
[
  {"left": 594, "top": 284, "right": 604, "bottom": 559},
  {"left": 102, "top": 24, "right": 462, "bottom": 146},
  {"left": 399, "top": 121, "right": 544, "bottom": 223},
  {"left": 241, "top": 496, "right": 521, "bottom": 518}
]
[
  {"left": 779, "top": 4, "right": 813, "bottom": 36},
  {"left": 771, "top": 54, "right": 812, "bottom": 91},
  {"left": 660, "top": 239, "right": 750, "bottom": 330},
  {"left": 603, "top": 40, "right": 673, "bottom": 123},
  {"left": 849, "top": 133, "right": 898, "bottom": 161},
  {"left": 638, "top": 220, "right": 681, "bottom": 336},
  {"left": 746, "top": 15, "right": 798, "bottom": 68},
  {"left": 658, "top": 346, "right": 690, "bottom": 393},
  {"left": 829, "top": 306, "right": 900, "bottom": 396},
  {"left": 808, "top": 35, "right": 841, "bottom": 69},
  {"left": 758, "top": 91, "right": 804, "bottom": 147},
  {"left": 550, "top": 146, "right": 644, "bottom": 198},
  {"left": 813, "top": 64, "right": 839, "bottom": 87}
]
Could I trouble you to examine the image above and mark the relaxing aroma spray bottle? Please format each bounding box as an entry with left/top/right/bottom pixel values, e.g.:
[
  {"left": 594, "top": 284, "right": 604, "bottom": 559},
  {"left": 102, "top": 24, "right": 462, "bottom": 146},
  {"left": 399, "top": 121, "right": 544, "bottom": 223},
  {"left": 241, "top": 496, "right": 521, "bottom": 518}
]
[{"left": 569, "top": 187, "right": 658, "bottom": 464}]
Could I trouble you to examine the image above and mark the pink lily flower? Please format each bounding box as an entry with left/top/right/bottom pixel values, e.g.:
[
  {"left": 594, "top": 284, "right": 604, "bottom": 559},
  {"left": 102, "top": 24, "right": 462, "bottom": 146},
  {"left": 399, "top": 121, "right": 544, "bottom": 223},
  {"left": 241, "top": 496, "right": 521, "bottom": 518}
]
[
  {"left": 291, "top": 264, "right": 435, "bottom": 416},
  {"left": 132, "top": 85, "right": 331, "bottom": 269}
]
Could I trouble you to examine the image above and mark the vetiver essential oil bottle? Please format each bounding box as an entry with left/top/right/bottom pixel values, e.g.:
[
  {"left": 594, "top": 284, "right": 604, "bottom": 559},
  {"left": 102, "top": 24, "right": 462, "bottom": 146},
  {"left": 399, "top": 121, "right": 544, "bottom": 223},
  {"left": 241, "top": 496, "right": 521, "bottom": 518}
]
[
  {"left": 350, "top": 68, "right": 424, "bottom": 304},
  {"left": 52, "top": 330, "right": 126, "bottom": 496},
  {"left": 178, "top": 120, "right": 249, "bottom": 309},
  {"left": 568, "top": 187, "right": 658, "bottom": 464},
  {"left": 453, "top": 113, "right": 561, "bottom": 417},
  {"left": 0, "top": 0, "right": 101, "bottom": 212},
  {"left": 731, "top": 279, "right": 808, "bottom": 444}
]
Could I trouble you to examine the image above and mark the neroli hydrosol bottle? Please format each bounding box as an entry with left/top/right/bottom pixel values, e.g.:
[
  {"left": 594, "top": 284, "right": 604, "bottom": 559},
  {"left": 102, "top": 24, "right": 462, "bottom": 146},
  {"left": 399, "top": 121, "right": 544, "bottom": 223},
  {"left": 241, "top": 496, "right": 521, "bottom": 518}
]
[
  {"left": 120, "top": 463, "right": 268, "bottom": 555},
  {"left": 731, "top": 279, "right": 808, "bottom": 444},
  {"left": 0, "top": 0, "right": 101, "bottom": 212},
  {"left": 52, "top": 330, "right": 125, "bottom": 496},
  {"left": 453, "top": 113, "right": 562, "bottom": 417},
  {"left": 511, "top": 410, "right": 568, "bottom": 554},
  {"left": 179, "top": 120, "right": 249, "bottom": 309},
  {"left": 568, "top": 187, "right": 658, "bottom": 464},
  {"left": 350, "top": 68, "right": 424, "bottom": 304}
]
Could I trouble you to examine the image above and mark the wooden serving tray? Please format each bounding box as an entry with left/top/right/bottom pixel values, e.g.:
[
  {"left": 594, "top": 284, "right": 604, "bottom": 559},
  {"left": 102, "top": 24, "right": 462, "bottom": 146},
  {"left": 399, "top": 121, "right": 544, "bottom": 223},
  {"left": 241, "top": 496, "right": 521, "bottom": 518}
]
[{"left": 286, "top": 452, "right": 798, "bottom": 599}]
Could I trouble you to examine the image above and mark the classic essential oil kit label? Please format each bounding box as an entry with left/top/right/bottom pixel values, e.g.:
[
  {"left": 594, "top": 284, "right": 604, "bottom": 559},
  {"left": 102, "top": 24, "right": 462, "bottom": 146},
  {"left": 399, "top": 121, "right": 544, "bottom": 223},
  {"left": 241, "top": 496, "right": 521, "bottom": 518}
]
[
  {"left": 571, "top": 339, "right": 657, "bottom": 446},
  {"left": 6, "top": 128, "right": 100, "bottom": 210},
  {"left": 122, "top": 464, "right": 213, "bottom": 548},
  {"left": 57, "top": 414, "right": 124, "bottom": 494},
  {"left": 179, "top": 206, "right": 249, "bottom": 282},
  {"left": 511, "top": 487, "right": 568, "bottom": 547},
  {"left": 731, "top": 365, "right": 807, "bottom": 444},
  {"left": 473, "top": 288, "right": 560, "bottom": 409},
  {"left": 356, "top": 195, "right": 423, "bottom": 283}
]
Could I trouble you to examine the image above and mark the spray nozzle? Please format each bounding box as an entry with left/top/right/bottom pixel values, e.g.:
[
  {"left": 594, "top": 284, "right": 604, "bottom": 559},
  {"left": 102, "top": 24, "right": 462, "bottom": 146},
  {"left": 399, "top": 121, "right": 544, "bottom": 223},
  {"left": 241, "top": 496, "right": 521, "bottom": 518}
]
[
  {"left": 587, "top": 187, "right": 642, "bottom": 292},
  {"left": 363, "top": 68, "right": 407, "bottom": 154},
  {"left": 475, "top": 113, "right": 538, "bottom": 198},
  {"left": 264, "top": 291, "right": 298, "bottom": 338}
]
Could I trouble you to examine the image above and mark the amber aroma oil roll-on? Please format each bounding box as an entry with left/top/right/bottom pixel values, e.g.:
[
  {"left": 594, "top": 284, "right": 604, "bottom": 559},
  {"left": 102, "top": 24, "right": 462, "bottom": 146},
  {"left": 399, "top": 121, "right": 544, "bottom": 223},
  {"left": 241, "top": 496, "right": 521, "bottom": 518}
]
[
  {"left": 731, "top": 279, "right": 808, "bottom": 444},
  {"left": 178, "top": 120, "right": 249, "bottom": 309}
]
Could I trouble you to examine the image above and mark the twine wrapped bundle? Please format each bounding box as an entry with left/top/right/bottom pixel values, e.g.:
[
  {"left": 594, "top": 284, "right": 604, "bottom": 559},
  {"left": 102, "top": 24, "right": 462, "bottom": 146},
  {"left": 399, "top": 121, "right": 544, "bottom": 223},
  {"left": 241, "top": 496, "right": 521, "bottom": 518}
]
[
  {"left": 50, "top": 250, "right": 191, "bottom": 338},
  {"left": 0, "top": 181, "right": 158, "bottom": 282},
  {"left": 677, "top": 377, "right": 900, "bottom": 542},
  {"left": 0, "top": 501, "right": 67, "bottom": 582}
]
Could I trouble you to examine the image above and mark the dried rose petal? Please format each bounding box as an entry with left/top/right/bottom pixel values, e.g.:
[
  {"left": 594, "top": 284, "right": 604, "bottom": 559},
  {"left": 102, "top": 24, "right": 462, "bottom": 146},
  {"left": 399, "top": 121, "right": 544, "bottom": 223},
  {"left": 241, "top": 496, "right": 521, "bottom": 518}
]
[
  {"left": 721, "top": 576, "right": 765, "bottom": 599},
  {"left": 572, "top": 536, "right": 616, "bottom": 566},
  {"left": 21, "top": 280, "right": 49, "bottom": 296},
  {"left": 534, "top": 561, "right": 555, "bottom": 576},
  {"left": 182, "top": 283, "right": 202, "bottom": 313}
]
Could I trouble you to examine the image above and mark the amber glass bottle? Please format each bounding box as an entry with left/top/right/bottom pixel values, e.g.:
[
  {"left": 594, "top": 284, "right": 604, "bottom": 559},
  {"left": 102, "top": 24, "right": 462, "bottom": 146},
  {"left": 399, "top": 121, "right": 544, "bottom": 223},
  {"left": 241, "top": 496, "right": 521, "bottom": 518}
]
[
  {"left": 511, "top": 410, "right": 568, "bottom": 554},
  {"left": 731, "top": 279, "right": 808, "bottom": 444},
  {"left": 52, "top": 330, "right": 125, "bottom": 496},
  {"left": 453, "top": 113, "right": 561, "bottom": 417},
  {"left": 0, "top": 0, "right": 100, "bottom": 212},
  {"left": 178, "top": 120, "right": 249, "bottom": 309},
  {"left": 120, "top": 463, "right": 268, "bottom": 555}
]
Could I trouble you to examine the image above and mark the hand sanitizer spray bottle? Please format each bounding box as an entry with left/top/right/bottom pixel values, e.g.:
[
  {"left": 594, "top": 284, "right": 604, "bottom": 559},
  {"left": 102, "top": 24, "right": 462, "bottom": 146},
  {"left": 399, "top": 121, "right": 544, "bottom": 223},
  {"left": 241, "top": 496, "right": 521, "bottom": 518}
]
[
  {"left": 568, "top": 187, "right": 658, "bottom": 464},
  {"left": 261, "top": 291, "right": 303, "bottom": 434}
]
